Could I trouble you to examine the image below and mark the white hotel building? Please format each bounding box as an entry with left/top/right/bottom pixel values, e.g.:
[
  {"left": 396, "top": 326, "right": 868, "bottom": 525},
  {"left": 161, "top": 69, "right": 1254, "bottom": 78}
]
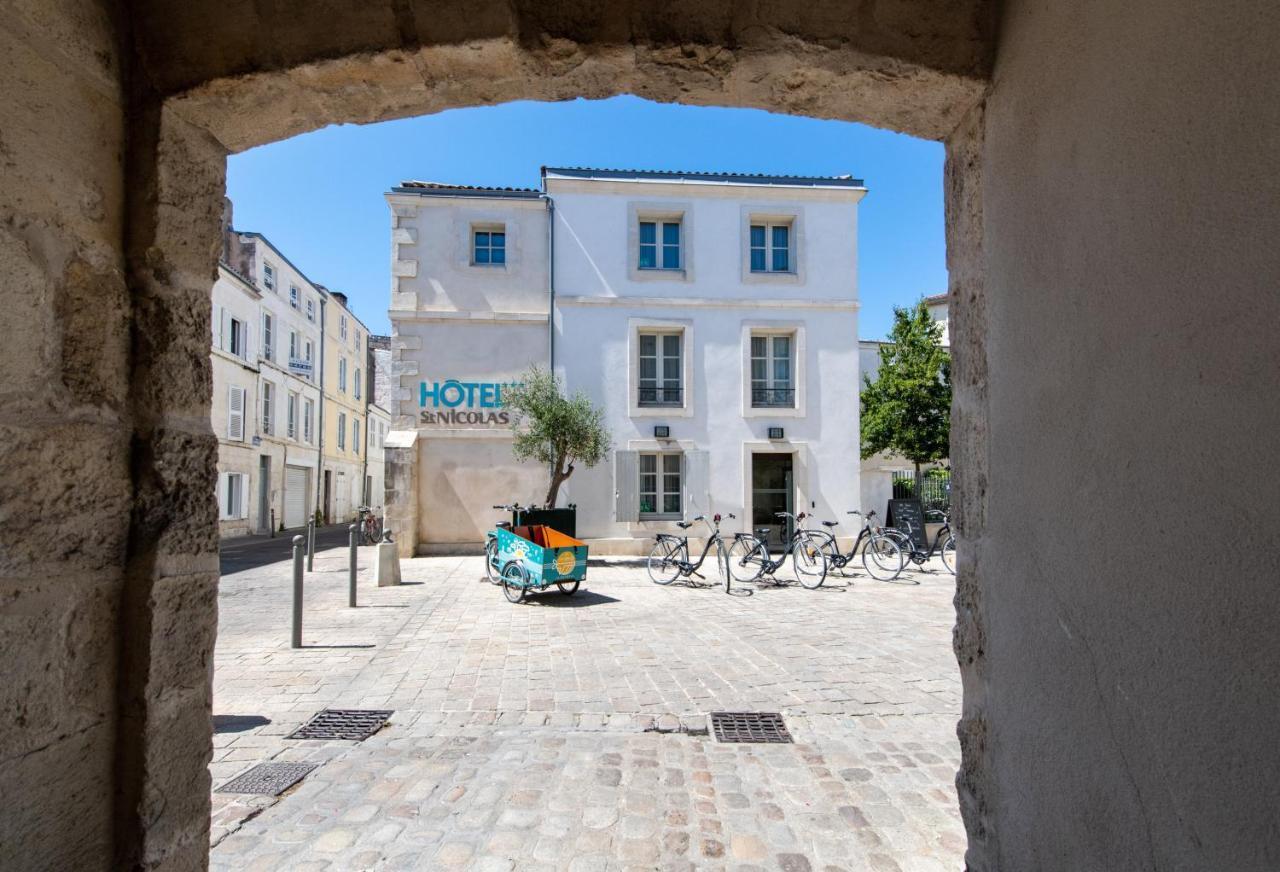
[{"left": 385, "top": 167, "right": 866, "bottom": 554}]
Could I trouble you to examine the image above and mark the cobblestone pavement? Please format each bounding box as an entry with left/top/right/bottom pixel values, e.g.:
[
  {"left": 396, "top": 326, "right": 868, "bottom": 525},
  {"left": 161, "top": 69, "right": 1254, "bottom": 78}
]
[{"left": 209, "top": 547, "right": 964, "bottom": 870}]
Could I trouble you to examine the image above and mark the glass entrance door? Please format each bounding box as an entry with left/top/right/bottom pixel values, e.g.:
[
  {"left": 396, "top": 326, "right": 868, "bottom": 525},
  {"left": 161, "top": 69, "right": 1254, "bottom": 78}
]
[{"left": 751, "top": 453, "right": 794, "bottom": 548}]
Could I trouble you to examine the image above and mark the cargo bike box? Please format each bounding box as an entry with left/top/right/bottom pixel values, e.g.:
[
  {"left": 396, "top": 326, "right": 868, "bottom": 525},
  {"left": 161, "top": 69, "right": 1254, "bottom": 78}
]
[{"left": 492, "top": 525, "right": 588, "bottom": 603}]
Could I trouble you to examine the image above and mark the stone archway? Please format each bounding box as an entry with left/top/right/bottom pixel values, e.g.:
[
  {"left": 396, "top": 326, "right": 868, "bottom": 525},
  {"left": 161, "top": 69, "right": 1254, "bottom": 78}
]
[{"left": 6, "top": 2, "right": 1278, "bottom": 871}]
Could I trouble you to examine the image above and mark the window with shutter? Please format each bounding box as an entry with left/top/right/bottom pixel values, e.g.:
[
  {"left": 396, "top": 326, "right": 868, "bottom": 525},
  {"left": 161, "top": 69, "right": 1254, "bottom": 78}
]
[
  {"left": 614, "top": 451, "right": 639, "bottom": 523},
  {"left": 227, "top": 386, "right": 245, "bottom": 441}
]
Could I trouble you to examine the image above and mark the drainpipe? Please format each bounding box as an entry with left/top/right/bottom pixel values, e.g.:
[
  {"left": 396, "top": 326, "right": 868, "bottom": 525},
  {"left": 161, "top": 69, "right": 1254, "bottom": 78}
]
[
  {"left": 546, "top": 193, "right": 555, "bottom": 372},
  {"left": 314, "top": 296, "right": 326, "bottom": 522},
  {"left": 360, "top": 346, "right": 370, "bottom": 507}
]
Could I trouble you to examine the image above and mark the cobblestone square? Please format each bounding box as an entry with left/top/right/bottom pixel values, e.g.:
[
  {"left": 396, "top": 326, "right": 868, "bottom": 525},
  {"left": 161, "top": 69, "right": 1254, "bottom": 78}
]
[{"left": 210, "top": 546, "right": 963, "bottom": 870}]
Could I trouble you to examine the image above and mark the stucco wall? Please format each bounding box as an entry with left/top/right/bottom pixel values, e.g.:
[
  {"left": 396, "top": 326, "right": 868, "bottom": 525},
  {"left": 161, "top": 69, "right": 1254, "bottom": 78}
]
[{"left": 961, "top": 1, "right": 1280, "bottom": 869}]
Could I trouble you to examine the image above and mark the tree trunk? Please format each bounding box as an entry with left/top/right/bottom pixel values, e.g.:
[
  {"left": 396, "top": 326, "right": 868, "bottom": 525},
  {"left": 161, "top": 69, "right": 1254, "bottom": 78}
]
[
  {"left": 914, "top": 461, "right": 923, "bottom": 501},
  {"left": 545, "top": 462, "right": 574, "bottom": 507}
]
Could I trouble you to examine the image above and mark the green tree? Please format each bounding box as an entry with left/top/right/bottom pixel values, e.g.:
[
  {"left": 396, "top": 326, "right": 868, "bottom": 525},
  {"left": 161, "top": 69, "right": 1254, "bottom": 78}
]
[
  {"left": 860, "top": 301, "right": 951, "bottom": 493},
  {"left": 505, "top": 366, "right": 612, "bottom": 507}
]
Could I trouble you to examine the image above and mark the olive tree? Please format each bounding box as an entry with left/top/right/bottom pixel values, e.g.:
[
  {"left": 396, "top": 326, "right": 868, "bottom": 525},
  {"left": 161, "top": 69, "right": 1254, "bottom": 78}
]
[{"left": 504, "top": 366, "right": 612, "bottom": 507}]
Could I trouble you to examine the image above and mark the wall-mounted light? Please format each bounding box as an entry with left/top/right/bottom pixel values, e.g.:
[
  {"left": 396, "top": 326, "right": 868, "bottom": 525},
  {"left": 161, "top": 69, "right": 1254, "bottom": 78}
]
[
  {"left": 654, "top": 425, "right": 671, "bottom": 439},
  {"left": 768, "top": 427, "right": 785, "bottom": 440}
]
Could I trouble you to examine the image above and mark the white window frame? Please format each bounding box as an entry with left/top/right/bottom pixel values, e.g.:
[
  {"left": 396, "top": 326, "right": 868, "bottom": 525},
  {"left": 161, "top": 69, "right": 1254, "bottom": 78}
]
[
  {"left": 261, "top": 381, "right": 274, "bottom": 435},
  {"left": 741, "top": 323, "right": 806, "bottom": 418},
  {"left": 628, "top": 318, "right": 693, "bottom": 418},
  {"left": 287, "top": 391, "right": 298, "bottom": 440},
  {"left": 228, "top": 316, "right": 248, "bottom": 360},
  {"left": 638, "top": 219, "right": 681, "bottom": 271},
  {"left": 628, "top": 202, "right": 693, "bottom": 282},
  {"left": 289, "top": 284, "right": 300, "bottom": 309},
  {"left": 337, "top": 412, "right": 347, "bottom": 450},
  {"left": 750, "top": 333, "right": 795, "bottom": 409},
  {"left": 303, "top": 398, "right": 314, "bottom": 444},
  {"left": 220, "top": 472, "right": 247, "bottom": 521},
  {"left": 354, "top": 367, "right": 362, "bottom": 400},
  {"left": 749, "top": 221, "right": 794, "bottom": 274},
  {"left": 639, "top": 452, "right": 683, "bottom": 520},
  {"left": 740, "top": 207, "right": 804, "bottom": 285},
  {"left": 261, "top": 312, "right": 273, "bottom": 361},
  {"left": 338, "top": 358, "right": 347, "bottom": 393},
  {"left": 637, "top": 330, "right": 683, "bottom": 408},
  {"left": 306, "top": 298, "right": 315, "bottom": 322},
  {"left": 289, "top": 330, "right": 298, "bottom": 361},
  {"left": 471, "top": 224, "right": 507, "bottom": 267},
  {"left": 262, "top": 262, "right": 276, "bottom": 292},
  {"left": 340, "top": 314, "right": 348, "bottom": 340},
  {"left": 352, "top": 419, "right": 360, "bottom": 456}
]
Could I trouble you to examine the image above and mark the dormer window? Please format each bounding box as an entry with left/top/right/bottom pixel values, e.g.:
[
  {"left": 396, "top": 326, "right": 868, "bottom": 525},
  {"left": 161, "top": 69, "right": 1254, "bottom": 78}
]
[{"left": 262, "top": 262, "right": 276, "bottom": 292}]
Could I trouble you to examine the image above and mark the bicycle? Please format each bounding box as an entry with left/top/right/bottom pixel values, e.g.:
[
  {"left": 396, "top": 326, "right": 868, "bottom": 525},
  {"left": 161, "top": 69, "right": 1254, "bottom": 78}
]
[
  {"left": 725, "top": 511, "right": 828, "bottom": 589},
  {"left": 484, "top": 502, "right": 525, "bottom": 584},
  {"left": 356, "top": 506, "right": 383, "bottom": 546},
  {"left": 887, "top": 509, "right": 956, "bottom": 575},
  {"left": 801, "top": 510, "right": 905, "bottom": 582},
  {"left": 646, "top": 513, "right": 736, "bottom": 593}
]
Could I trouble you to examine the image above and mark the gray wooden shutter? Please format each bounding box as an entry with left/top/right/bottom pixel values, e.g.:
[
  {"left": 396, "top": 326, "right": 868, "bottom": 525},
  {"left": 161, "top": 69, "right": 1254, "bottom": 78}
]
[
  {"left": 614, "top": 451, "right": 639, "bottom": 523},
  {"left": 684, "top": 449, "right": 709, "bottom": 516},
  {"left": 228, "top": 385, "right": 245, "bottom": 441}
]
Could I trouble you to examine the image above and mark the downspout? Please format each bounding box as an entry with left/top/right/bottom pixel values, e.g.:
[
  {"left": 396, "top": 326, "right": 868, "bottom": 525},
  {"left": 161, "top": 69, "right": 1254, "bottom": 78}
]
[
  {"left": 314, "top": 296, "right": 326, "bottom": 521},
  {"left": 546, "top": 193, "right": 555, "bottom": 371},
  {"left": 360, "top": 346, "right": 370, "bottom": 507}
]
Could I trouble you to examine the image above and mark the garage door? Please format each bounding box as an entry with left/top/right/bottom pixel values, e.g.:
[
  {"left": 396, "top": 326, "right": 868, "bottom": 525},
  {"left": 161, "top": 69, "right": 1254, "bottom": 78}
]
[{"left": 284, "top": 466, "right": 309, "bottom": 529}]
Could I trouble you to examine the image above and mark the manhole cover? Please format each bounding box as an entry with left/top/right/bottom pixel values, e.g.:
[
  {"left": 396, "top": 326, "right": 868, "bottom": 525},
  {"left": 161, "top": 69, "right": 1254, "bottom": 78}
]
[
  {"left": 289, "top": 708, "right": 393, "bottom": 741},
  {"left": 710, "top": 711, "right": 793, "bottom": 743},
  {"left": 216, "top": 761, "right": 316, "bottom": 795}
]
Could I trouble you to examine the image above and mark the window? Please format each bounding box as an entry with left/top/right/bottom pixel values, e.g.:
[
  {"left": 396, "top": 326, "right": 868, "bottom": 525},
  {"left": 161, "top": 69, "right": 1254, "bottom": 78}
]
[
  {"left": 221, "top": 473, "right": 246, "bottom": 520},
  {"left": 304, "top": 339, "right": 313, "bottom": 365},
  {"left": 337, "top": 412, "right": 346, "bottom": 450},
  {"left": 227, "top": 385, "right": 246, "bottom": 440},
  {"left": 289, "top": 284, "right": 300, "bottom": 309},
  {"left": 639, "top": 331, "right": 682, "bottom": 406},
  {"left": 340, "top": 314, "right": 348, "bottom": 340},
  {"left": 473, "top": 227, "right": 506, "bottom": 265},
  {"left": 355, "top": 331, "right": 361, "bottom": 352},
  {"left": 262, "top": 262, "right": 276, "bottom": 291},
  {"left": 261, "top": 381, "right": 274, "bottom": 435},
  {"left": 306, "top": 298, "right": 315, "bottom": 322},
  {"left": 750, "top": 223, "right": 792, "bottom": 273},
  {"left": 289, "top": 331, "right": 298, "bottom": 361},
  {"left": 354, "top": 368, "right": 362, "bottom": 400},
  {"left": 303, "top": 398, "right": 314, "bottom": 443},
  {"left": 228, "top": 317, "right": 248, "bottom": 359},
  {"left": 287, "top": 392, "right": 298, "bottom": 440},
  {"left": 261, "top": 312, "right": 273, "bottom": 361},
  {"left": 639, "top": 453, "right": 682, "bottom": 518},
  {"left": 352, "top": 419, "right": 360, "bottom": 455},
  {"left": 751, "top": 334, "right": 795, "bottom": 407},
  {"left": 338, "top": 358, "right": 347, "bottom": 393},
  {"left": 639, "top": 220, "right": 681, "bottom": 270}
]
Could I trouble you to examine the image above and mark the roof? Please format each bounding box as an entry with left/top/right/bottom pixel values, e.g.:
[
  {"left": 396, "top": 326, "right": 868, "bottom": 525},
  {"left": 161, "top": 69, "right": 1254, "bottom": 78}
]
[
  {"left": 923, "top": 292, "right": 949, "bottom": 305},
  {"left": 392, "top": 180, "right": 543, "bottom": 199},
  {"left": 542, "top": 166, "right": 866, "bottom": 189}
]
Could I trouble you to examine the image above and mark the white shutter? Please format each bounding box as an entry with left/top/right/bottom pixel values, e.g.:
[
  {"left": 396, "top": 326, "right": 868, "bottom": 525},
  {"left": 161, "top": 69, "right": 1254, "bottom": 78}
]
[
  {"left": 220, "top": 309, "right": 231, "bottom": 352},
  {"left": 243, "top": 324, "right": 252, "bottom": 362},
  {"left": 216, "top": 472, "right": 228, "bottom": 520},
  {"left": 614, "top": 451, "right": 639, "bottom": 523},
  {"left": 240, "top": 474, "right": 250, "bottom": 519},
  {"left": 684, "top": 450, "right": 710, "bottom": 515},
  {"left": 212, "top": 305, "right": 220, "bottom": 346},
  {"left": 227, "top": 386, "right": 245, "bottom": 441},
  {"left": 284, "top": 467, "right": 308, "bottom": 528}
]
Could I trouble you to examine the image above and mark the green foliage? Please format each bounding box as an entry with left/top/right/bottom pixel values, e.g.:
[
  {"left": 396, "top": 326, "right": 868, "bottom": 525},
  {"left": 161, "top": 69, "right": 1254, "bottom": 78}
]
[
  {"left": 505, "top": 366, "right": 612, "bottom": 506},
  {"left": 860, "top": 301, "right": 951, "bottom": 471}
]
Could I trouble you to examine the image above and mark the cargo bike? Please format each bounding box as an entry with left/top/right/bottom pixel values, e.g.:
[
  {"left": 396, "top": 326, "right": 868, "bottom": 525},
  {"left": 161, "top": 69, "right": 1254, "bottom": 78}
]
[{"left": 484, "top": 511, "right": 588, "bottom": 603}]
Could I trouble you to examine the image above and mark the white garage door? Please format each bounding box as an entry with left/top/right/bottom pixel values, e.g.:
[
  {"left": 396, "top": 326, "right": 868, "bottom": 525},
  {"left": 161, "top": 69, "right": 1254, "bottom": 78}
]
[{"left": 284, "top": 466, "right": 309, "bottom": 529}]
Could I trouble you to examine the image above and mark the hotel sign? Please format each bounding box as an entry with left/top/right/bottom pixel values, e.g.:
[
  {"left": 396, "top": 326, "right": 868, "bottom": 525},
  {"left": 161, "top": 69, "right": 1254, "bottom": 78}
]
[
  {"left": 288, "top": 357, "right": 314, "bottom": 377},
  {"left": 419, "top": 379, "right": 513, "bottom": 426}
]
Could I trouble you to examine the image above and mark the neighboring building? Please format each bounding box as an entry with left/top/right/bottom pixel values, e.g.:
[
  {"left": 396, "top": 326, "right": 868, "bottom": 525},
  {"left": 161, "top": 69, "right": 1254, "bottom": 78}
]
[
  {"left": 211, "top": 217, "right": 325, "bottom": 536},
  {"left": 319, "top": 289, "right": 372, "bottom": 523},
  {"left": 385, "top": 167, "right": 867, "bottom": 554},
  {"left": 364, "top": 334, "right": 393, "bottom": 518},
  {"left": 924, "top": 291, "right": 949, "bottom": 344}
]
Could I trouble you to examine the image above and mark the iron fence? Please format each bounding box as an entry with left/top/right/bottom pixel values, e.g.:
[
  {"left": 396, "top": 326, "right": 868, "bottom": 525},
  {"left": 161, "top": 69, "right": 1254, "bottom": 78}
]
[{"left": 892, "top": 470, "right": 952, "bottom": 515}]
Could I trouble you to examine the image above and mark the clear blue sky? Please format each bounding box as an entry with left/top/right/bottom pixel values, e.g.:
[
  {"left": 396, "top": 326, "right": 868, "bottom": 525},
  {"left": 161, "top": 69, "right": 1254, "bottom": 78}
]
[{"left": 227, "top": 95, "right": 945, "bottom": 339}]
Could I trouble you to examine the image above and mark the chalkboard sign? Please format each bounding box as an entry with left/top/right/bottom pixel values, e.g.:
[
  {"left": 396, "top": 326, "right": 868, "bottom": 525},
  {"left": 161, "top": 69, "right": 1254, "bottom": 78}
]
[{"left": 886, "top": 499, "right": 928, "bottom": 552}]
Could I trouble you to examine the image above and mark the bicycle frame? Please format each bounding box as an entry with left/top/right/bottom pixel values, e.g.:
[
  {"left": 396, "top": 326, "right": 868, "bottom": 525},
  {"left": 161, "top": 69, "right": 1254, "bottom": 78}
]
[
  {"left": 894, "top": 515, "right": 952, "bottom": 563},
  {"left": 658, "top": 515, "right": 730, "bottom": 578},
  {"left": 738, "top": 512, "right": 824, "bottom": 577}
]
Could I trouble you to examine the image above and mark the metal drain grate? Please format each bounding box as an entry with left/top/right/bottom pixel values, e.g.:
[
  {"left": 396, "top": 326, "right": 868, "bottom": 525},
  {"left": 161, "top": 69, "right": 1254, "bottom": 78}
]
[
  {"left": 289, "top": 709, "right": 393, "bottom": 741},
  {"left": 710, "top": 711, "right": 793, "bottom": 744},
  {"left": 216, "top": 761, "right": 316, "bottom": 795}
]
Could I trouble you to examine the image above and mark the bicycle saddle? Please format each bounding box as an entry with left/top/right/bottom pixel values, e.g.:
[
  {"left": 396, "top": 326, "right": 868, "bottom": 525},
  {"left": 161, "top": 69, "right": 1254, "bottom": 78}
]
[
  {"left": 754, "top": 528, "right": 771, "bottom": 538},
  {"left": 821, "top": 520, "right": 839, "bottom": 528},
  {"left": 676, "top": 521, "right": 693, "bottom": 529}
]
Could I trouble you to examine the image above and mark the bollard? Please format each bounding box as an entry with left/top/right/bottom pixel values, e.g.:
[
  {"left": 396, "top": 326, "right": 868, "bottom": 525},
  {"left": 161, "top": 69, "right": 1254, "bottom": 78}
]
[
  {"left": 306, "top": 519, "right": 315, "bottom": 571},
  {"left": 376, "top": 528, "right": 402, "bottom": 587},
  {"left": 270, "top": 509, "right": 276, "bottom": 538},
  {"left": 291, "top": 534, "right": 304, "bottom": 648},
  {"left": 348, "top": 524, "right": 358, "bottom": 608}
]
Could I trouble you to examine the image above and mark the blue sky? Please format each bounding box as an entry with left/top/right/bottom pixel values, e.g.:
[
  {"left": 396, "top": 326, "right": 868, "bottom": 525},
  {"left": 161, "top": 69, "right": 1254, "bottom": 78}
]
[{"left": 227, "top": 95, "right": 945, "bottom": 339}]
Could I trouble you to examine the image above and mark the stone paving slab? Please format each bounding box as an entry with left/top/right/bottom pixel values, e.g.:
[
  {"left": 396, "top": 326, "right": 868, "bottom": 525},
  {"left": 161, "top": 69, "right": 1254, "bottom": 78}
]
[{"left": 210, "top": 548, "right": 964, "bottom": 867}]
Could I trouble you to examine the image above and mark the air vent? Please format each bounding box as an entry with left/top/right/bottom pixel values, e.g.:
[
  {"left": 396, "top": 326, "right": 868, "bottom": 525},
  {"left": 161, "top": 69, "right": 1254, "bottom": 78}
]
[
  {"left": 216, "top": 761, "right": 316, "bottom": 796},
  {"left": 710, "top": 711, "right": 792, "bottom": 744},
  {"left": 288, "top": 709, "right": 393, "bottom": 741}
]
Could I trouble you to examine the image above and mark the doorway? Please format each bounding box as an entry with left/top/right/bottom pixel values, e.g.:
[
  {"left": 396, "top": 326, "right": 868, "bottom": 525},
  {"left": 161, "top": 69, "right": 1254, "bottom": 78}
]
[
  {"left": 257, "top": 455, "right": 270, "bottom": 534},
  {"left": 322, "top": 470, "right": 332, "bottom": 524},
  {"left": 751, "top": 452, "right": 794, "bottom": 548}
]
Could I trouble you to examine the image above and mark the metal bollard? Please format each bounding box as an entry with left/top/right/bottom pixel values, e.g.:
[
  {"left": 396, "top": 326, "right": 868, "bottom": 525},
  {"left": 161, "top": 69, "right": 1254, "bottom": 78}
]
[
  {"left": 348, "top": 524, "right": 358, "bottom": 608},
  {"left": 291, "top": 534, "right": 304, "bottom": 648},
  {"left": 306, "top": 519, "right": 315, "bottom": 571}
]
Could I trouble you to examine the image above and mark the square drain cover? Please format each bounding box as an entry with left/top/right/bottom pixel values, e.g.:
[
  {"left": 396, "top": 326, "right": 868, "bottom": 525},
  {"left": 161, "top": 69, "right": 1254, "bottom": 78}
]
[
  {"left": 289, "top": 708, "right": 393, "bottom": 741},
  {"left": 216, "top": 761, "right": 316, "bottom": 795},
  {"left": 710, "top": 711, "right": 793, "bottom": 744}
]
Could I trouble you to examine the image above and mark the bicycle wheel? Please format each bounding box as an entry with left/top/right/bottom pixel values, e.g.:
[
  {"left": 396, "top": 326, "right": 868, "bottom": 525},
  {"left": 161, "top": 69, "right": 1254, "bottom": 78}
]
[
  {"left": 366, "top": 516, "right": 382, "bottom": 545},
  {"left": 557, "top": 577, "right": 580, "bottom": 595},
  {"left": 484, "top": 538, "right": 501, "bottom": 584},
  {"left": 716, "top": 541, "right": 732, "bottom": 594},
  {"left": 792, "top": 538, "right": 827, "bottom": 589},
  {"left": 940, "top": 535, "right": 957, "bottom": 576},
  {"left": 726, "top": 537, "right": 768, "bottom": 583},
  {"left": 863, "top": 535, "right": 904, "bottom": 581},
  {"left": 647, "top": 538, "right": 682, "bottom": 585},
  {"left": 501, "top": 562, "right": 527, "bottom": 603}
]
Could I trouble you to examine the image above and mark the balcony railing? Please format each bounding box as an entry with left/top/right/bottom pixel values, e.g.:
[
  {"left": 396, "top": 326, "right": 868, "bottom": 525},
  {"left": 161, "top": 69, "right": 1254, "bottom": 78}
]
[
  {"left": 638, "top": 385, "right": 683, "bottom": 406},
  {"left": 751, "top": 386, "right": 795, "bottom": 408}
]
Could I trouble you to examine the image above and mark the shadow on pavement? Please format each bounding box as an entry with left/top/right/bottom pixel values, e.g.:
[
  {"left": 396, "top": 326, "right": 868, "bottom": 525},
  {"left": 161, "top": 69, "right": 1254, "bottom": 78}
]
[
  {"left": 212, "top": 715, "right": 271, "bottom": 733},
  {"left": 519, "top": 590, "right": 621, "bottom": 607}
]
